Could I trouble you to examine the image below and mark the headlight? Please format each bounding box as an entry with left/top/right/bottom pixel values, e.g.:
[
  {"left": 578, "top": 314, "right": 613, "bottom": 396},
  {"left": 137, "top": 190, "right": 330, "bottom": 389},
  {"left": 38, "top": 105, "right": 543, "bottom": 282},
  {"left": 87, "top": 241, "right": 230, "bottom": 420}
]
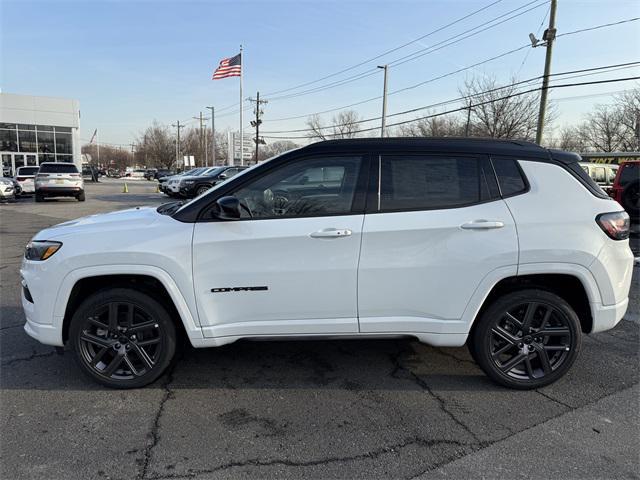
[{"left": 25, "top": 241, "right": 62, "bottom": 261}]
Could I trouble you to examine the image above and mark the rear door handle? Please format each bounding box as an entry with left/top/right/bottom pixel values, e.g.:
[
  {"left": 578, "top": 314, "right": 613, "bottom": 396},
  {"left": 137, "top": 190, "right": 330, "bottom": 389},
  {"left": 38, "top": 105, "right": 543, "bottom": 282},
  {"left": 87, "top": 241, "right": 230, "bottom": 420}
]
[
  {"left": 461, "top": 220, "right": 505, "bottom": 230},
  {"left": 310, "top": 228, "right": 352, "bottom": 238}
]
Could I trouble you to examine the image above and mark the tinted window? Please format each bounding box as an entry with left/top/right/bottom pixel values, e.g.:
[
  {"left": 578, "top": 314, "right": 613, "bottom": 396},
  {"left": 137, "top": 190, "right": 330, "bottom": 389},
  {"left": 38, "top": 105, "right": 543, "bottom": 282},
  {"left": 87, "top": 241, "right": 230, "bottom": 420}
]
[
  {"left": 229, "top": 156, "right": 362, "bottom": 219},
  {"left": 379, "top": 155, "right": 498, "bottom": 211},
  {"left": 492, "top": 158, "right": 527, "bottom": 196},
  {"left": 38, "top": 163, "right": 78, "bottom": 174},
  {"left": 619, "top": 163, "right": 638, "bottom": 187},
  {"left": 17, "top": 167, "right": 39, "bottom": 176}
]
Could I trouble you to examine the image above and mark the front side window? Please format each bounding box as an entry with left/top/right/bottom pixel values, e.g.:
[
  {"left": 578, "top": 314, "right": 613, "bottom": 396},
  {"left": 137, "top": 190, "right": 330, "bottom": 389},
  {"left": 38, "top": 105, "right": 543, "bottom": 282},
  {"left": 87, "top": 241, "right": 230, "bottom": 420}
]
[
  {"left": 228, "top": 156, "right": 362, "bottom": 219},
  {"left": 379, "top": 155, "right": 498, "bottom": 211}
]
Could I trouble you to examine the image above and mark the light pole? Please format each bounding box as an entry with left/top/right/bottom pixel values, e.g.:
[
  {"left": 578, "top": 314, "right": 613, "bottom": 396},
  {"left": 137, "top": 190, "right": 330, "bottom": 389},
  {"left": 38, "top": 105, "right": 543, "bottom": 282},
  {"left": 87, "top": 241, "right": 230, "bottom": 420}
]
[
  {"left": 377, "top": 65, "right": 389, "bottom": 138},
  {"left": 206, "top": 106, "right": 215, "bottom": 165}
]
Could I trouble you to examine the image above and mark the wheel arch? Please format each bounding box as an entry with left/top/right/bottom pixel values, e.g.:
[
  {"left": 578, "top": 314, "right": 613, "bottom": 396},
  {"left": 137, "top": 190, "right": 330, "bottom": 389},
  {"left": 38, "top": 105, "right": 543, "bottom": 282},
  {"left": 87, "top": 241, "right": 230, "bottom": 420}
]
[
  {"left": 469, "top": 272, "right": 595, "bottom": 337},
  {"left": 58, "top": 267, "right": 203, "bottom": 345}
]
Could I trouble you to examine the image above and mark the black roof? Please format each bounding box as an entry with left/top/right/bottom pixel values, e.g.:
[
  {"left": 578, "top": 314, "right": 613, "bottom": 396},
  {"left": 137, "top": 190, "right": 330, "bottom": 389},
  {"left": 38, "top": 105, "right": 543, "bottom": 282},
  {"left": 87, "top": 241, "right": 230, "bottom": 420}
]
[{"left": 299, "top": 136, "right": 551, "bottom": 159}]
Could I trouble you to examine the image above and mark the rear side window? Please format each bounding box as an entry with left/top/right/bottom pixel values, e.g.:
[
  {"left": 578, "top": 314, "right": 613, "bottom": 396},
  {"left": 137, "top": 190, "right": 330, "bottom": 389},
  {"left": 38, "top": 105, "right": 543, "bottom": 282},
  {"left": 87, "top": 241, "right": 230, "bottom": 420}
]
[
  {"left": 566, "top": 162, "right": 608, "bottom": 198},
  {"left": 38, "top": 163, "right": 78, "bottom": 174},
  {"left": 379, "top": 155, "right": 499, "bottom": 211},
  {"left": 491, "top": 157, "right": 528, "bottom": 196}
]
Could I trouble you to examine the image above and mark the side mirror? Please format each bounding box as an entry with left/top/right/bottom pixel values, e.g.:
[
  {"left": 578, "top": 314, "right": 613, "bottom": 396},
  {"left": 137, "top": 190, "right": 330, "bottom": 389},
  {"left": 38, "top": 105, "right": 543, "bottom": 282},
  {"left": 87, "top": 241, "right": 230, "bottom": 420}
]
[
  {"left": 213, "top": 196, "right": 241, "bottom": 220},
  {"left": 218, "top": 173, "right": 227, "bottom": 180}
]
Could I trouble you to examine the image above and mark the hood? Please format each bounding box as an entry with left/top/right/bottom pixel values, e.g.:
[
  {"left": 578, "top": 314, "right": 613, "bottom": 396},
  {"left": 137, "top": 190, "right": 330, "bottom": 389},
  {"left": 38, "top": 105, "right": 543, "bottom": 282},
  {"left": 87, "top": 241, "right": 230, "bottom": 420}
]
[{"left": 35, "top": 206, "right": 165, "bottom": 240}]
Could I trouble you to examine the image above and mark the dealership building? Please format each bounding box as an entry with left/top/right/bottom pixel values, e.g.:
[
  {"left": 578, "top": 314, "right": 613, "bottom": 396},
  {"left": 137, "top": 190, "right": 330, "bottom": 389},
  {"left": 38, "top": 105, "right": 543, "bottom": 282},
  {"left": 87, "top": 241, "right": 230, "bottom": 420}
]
[{"left": 0, "top": 93, "right": 81, "bottom": 176}]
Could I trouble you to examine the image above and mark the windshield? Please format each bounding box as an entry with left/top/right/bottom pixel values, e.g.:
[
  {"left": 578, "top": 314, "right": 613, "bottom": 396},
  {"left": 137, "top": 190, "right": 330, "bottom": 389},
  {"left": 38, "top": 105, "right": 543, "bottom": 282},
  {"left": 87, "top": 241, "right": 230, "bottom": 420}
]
[{"left": 38, "top": 163, "right": 79, "bottom": 174}]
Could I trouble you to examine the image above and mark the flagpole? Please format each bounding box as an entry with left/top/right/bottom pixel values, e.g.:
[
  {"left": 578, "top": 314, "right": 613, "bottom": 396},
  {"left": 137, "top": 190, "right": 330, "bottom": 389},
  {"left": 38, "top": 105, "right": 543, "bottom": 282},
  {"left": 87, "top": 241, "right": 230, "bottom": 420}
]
[{"left": 239, "top": 44, "right": 243, "bottom": 166}]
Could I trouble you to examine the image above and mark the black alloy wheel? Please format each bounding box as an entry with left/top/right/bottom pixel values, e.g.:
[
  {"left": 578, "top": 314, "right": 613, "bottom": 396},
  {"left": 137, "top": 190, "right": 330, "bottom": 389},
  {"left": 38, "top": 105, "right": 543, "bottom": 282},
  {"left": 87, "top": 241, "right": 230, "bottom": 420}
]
[
  {"left": 472, "top": 289, "right": 581, "bottom": 389},
  {"left": 70, "top": 288, "right": 176, "bottom": 388}
]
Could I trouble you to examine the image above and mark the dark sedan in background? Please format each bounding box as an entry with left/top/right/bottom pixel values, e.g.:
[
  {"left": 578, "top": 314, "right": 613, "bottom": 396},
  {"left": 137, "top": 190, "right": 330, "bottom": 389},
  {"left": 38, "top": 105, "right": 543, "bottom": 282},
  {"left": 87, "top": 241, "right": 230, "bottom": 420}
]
[{"left": 178, "top": 166, "right": 247, "bottom": 198}]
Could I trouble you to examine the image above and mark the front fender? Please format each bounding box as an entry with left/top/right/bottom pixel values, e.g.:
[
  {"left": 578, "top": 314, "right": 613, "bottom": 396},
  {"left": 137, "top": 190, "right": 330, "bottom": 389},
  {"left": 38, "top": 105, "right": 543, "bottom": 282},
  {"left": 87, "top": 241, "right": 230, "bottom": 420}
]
[{"left": 54, "top": 265, "right": 203, "bottom": 342}]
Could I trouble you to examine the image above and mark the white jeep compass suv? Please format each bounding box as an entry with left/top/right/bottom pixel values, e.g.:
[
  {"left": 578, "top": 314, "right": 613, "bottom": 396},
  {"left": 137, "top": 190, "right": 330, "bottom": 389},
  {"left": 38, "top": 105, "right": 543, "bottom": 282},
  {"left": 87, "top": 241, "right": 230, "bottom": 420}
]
[{"left": 21, "top": 138, "right": 633, "bottom": 389}]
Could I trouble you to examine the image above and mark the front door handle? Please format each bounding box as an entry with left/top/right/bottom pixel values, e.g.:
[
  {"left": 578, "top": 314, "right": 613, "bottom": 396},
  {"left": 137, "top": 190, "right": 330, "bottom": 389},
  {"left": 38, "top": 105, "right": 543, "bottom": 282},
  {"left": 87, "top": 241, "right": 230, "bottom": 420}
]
[
  {"left": 461, "top": 220, "right": 505, "bottom": 230},
  {"left": 310, "top": 228, "right": 352, "bottom": 239}
]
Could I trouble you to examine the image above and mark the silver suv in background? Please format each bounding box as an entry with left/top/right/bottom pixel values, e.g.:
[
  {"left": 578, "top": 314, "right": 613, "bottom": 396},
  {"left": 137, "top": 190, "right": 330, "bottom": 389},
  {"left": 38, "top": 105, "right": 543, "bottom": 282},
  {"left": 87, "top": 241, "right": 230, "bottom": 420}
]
[{"left": 35, "top": 163, "right": 85, "bottom": 202}]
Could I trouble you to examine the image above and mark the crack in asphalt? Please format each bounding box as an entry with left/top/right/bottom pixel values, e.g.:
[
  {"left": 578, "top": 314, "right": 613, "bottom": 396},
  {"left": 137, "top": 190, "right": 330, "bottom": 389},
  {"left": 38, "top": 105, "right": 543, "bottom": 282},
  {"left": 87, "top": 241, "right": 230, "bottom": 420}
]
[
  {"left": 0, "top": 323, "right": 23, "bottom": 331},
  {"left": 144, "top": 437, "right": 476, "bottom": 479},
  {"left": 1, "top": 349, "right": 55, "bottom": 366},
  {"left": 389, "top": 343, "right": 483, "bottom": 445},
  {"left": 433, "top": 347, "right": 476, "bottom": 366},
  {"left": 535, "top": 389, "right": 574, "bottom": 410},
  {"left": 138, "top": 362, "right": 178, "bottom": 480}
]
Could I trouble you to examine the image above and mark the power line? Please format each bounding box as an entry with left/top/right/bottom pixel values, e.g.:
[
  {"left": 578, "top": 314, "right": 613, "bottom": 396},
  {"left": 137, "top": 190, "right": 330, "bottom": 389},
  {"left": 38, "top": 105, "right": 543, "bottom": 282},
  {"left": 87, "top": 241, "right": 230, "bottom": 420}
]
[
  {"left": 556, "top": 17, "right": 639, "bottom": 38},
  {"left": 261, "top": 62, "right": 640, "bottom": 134},
  {"left": 261, "top": 76, "right": 640, "bottom": 139},
  {"left": 262, "top": 0, "right": 506, "bottom": 98}
]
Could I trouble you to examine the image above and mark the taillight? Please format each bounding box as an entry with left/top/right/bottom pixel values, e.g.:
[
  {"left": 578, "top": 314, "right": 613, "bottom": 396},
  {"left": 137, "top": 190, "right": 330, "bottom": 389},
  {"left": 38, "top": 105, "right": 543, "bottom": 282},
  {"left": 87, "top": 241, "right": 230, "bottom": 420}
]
[
  {"left": 596, "top": 211, "right": 630, "bottom": 240},
  {"left": 37, "top": 174, "right": 49, "bottom": 178},
  {"left": 16, "top": 177, "right": 25, "bottom": 181},
  {"left": 70, "top": 173, "right": 80, "bottom": 177}
]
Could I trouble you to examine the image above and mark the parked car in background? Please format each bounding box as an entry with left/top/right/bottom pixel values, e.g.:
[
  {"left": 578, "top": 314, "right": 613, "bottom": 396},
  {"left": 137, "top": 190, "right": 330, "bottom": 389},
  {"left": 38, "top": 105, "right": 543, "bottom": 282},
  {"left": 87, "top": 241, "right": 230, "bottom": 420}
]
[
  {"left": 0, "top": 177, "right": 16, "bottom": 201},
  {"left": 580, "top": 162, "right": 618, "bottom": 195},
  {"left": 14, "top": 166, "right": 39, "bottom": 194},
  {"left": 153, "top": 169, "right": 174, "bottom": 180},
  {"left": 128, "top": 169, "right": 147, "bottom": 179},
  {"left": 21, "top": 138, "right": 633, "bottom": 389},
  {"left": 143, "top": 169, "right": 157, "bottom": 180},
  {"left": 35, "top": 162, "right": 85, "bottom": 202},
  {"left": 179, "top": 166, "right": 248, "bottom": 198},
  {"left": 610, "top": 160, "right": 639, "bottom": 223},
  {"left": 82, "top": 164, "right": 101, "bottom": 182},
  {"left": 162, "top": 167, "right": 210, "bottom": 196}
]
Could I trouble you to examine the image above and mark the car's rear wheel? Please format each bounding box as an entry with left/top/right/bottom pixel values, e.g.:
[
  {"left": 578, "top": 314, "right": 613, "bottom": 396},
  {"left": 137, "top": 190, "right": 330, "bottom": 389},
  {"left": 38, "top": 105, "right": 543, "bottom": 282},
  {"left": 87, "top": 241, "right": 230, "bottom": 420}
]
[
  {"left": 77, "top": 191, "right": 86, "bottom": 202},
  {"left": 35, "top": 192, "right": 44, "bottom": 202},
  {"left": 471, "top": 289, "right": 581, "bottom": 389},
  {"left": 69, "top": 288, "right": 176, "bottom": 388}
]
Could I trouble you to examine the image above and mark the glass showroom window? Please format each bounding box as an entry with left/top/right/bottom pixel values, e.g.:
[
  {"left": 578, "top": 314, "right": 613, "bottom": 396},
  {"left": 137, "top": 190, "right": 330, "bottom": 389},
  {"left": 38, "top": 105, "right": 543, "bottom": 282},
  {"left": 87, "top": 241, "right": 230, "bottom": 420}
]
[
  {"left": 37, "top": 130, "right": 55, "bottom": 155},
  {"left": 0, "top": 126, "right": 18, "bottom": 151},
  {"left": 18, "top": 129, "right": 37, "bottom": 152},
  {"left": 55, "top": 131, "right": 72, "bottom": 154},
  {"left": 56, "top": 154, "right": 73, "bottom": 163}
]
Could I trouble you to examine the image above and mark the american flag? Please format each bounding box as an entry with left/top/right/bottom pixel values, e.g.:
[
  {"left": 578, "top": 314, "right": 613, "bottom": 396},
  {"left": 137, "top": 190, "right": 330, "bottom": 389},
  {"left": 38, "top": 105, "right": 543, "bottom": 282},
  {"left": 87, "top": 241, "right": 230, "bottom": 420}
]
[{"left": 212, "top": 54, "right": 241, "bottom": 80}]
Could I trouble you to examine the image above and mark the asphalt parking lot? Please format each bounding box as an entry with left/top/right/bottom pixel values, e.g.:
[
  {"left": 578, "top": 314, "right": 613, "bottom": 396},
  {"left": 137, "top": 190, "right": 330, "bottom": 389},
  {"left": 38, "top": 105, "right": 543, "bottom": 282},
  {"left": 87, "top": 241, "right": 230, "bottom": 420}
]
[{"left": 1, "top": 179, "right": 639, "bottom": 480}]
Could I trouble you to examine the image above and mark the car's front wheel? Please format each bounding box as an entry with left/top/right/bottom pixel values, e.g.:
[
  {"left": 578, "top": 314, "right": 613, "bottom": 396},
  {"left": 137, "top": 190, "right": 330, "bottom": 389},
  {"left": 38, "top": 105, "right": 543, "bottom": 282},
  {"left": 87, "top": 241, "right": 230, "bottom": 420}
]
[
  {"left": 69, "top": 288, "right": 176, "bottom": 388},
  {"left": 196, "top": 185, "right": 210, "bottom": 196},
  {"left": 471, "top": 289, "right": 581, "bottom": 389}
]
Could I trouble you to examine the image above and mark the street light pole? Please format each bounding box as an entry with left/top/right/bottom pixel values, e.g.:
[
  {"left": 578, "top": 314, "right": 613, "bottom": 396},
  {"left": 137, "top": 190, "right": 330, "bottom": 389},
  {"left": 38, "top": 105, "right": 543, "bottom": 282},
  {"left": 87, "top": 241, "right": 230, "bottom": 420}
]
[
  {"left": 206, "top": 106, "right": 215, "bottom": 165},
  {"left": 377, "top": 65, "right": 389, "bottom": 137}
]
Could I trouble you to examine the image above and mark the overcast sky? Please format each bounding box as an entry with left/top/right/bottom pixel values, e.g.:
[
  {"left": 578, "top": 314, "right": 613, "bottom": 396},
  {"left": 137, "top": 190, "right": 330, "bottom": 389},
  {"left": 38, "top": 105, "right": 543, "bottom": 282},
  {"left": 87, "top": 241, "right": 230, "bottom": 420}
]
[{"left": 2, "top": 0, "right": 639, "bottom": 146}]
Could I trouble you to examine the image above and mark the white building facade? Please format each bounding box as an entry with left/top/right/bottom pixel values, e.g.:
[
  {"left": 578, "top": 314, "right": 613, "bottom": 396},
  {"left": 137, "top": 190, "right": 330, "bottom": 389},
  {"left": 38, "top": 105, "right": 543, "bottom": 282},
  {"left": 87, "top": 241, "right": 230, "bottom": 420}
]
[{"left": 0, "top": 93, "right": 81, "bottom": 176}]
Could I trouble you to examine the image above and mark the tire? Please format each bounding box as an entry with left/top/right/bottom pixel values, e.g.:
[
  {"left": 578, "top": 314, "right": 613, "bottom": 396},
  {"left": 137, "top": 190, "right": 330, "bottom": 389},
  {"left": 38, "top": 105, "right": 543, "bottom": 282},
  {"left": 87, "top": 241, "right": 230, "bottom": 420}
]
[
  {"left": 35, "top": 193, "right": 44, "bottom": 202},
  {"left": 621, "top": 181, "right": 639, "bottom": 218},
  {"left": 69, "top": 288, "right": 176, "bottom": 389},
  {"left": 77, "top": 191, "right": 86, "bottom": 202},
  {"left": 196, "top": 185, "right": 210, "bottom": 196},
  {"left": 472, "top": 289, "right": 581, "bottom": 389}
]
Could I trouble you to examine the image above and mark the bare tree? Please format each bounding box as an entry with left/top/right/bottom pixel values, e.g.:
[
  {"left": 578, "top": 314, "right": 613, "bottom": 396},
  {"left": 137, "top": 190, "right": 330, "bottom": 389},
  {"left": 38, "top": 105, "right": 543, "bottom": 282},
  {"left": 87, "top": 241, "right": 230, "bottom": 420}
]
[
  {"left": 306, "top": 110, "right": 362, "bottom": 140},
  {"left": 460, "top": 76, "right": 547, "bottom": 140},
  {"left": 81, "top": 144, "right": 133, "bottom": 171},
  {"left": 396, "top": 114, "right": 464, "bottom": 137},
  {"left": 547, "top": 125, "right": 588, "bottom": 152},
  {"left": 614, "top": 88, "right": 640, "bottom": 151},
  {"left": 576, "top": 105, "right": 628, "bottom": 152},
  {"left": 258, "top": 140, "right": 299, "bottom": 161},
  {"left": 136, "top": 121, "right": 175, "bottom": 169}
]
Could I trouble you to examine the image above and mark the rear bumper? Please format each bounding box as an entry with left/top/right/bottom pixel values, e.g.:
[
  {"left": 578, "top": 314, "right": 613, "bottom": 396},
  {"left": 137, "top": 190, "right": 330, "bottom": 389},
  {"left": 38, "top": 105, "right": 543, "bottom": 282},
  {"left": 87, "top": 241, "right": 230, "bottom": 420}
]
[
  {"left": 36, "top": 187, "right": 83, "bottom": 197},
  {"left": 591, "top": 297, "right": 629, "bottom": 333}
]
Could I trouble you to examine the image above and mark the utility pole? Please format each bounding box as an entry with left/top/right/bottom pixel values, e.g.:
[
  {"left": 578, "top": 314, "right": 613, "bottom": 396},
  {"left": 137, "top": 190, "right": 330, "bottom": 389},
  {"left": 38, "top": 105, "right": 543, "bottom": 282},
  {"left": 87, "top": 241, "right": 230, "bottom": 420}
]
[
  {"left": 535, "top": 0, "right": 557, "bottom": 145},
  {"left": 377, "top": 65, "right": 389, "bottom": 137},
  {"left": 206, "top": 106, "right": 215, "bottom": 165},
  {"left": 172, "top": 120, "right": 184, "bottom": 170},
  {"left": 465, "top": 99, "right": 472, "bottom": 136},
  {"left": 193, "top": 112, "right": 208, "bottom": 167},
  {"left": 249, "top": 92, "right": 268, "bottom": 164}
]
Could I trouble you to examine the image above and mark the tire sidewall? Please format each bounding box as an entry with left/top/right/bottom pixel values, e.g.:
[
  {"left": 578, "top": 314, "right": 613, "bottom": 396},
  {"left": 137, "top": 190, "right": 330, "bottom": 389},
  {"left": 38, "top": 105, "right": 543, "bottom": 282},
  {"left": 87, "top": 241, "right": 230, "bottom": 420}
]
[
  {"left": 473, "top": 289, "right": 582, "bottom": 390},
  {"left": 69, "top": 288, "right": 176, "bottom": 389}
]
